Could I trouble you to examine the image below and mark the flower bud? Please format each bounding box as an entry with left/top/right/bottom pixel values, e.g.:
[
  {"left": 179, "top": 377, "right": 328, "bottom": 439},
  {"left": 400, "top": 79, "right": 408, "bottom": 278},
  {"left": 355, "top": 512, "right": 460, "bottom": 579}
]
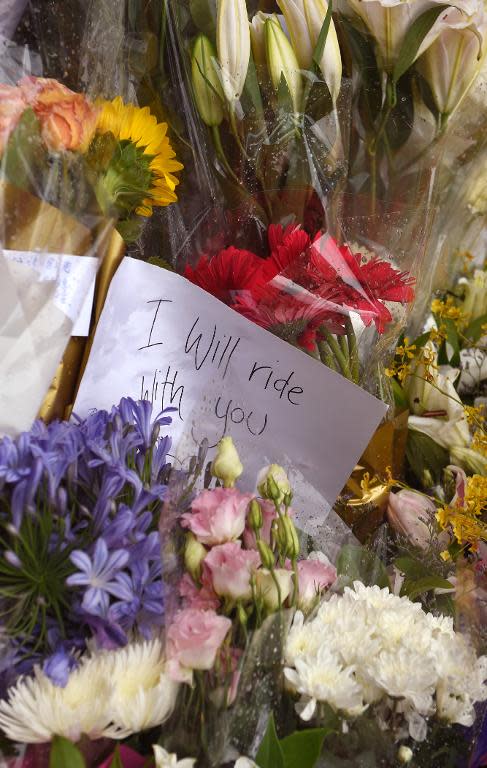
[
  {"left": 398, "top": 745, "right": 413, "bottom": 764},
  {"left": 257, "top": 464, "right": 291, "bottom": 505},
  {"left": 450, "top": 446, "right": 487, "bottom": 476},
  {"left": 250, "top": 11, "right": 271, "bottom": 68},
  {"left": 276, "top": 515, "right": 300, "bottom": 559},
  {"left": 237, "top": 602, "right": 248, "bottom": 628},
  {"left": 461, "top": 269, "right": 487, "bottom": 323},
  {"left": 277, "top": 0, "right": 342, "bottom": 103},
  {"left": 265, "top": 15, "right": 303, "bottom": 112},
  {"left": 248, "top": 499, "right": 263, "bottom": 532},
  {"left": 217, "top": 0, "right": 251, "bottom": 104},
  {"left": 387, "top": 490, "right": 435, "bottom": 550},
  {"left": 211, "top": 436, "right": 243, "bottom": 488},
  {"left": 257, "top": 539, "right": 275, "bottom": 570},
  {"left": 184, "top": 533, "right": 207, "bottom": 580},
  {"left": 255, "top": 568, "right": 293, "bottom": 610},
  {"left": 192, "top": 35, "right": 225, "bottom": 127}
]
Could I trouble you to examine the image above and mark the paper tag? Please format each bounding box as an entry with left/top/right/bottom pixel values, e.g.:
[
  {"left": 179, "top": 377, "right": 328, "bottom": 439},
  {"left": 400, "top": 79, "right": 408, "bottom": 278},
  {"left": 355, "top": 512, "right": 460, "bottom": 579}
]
[
  {"left": 3, "top": 250, "right": 96, "bottom": 335},
  {"left": 74, "top": 259, "right": 387, "bottom": 530}
]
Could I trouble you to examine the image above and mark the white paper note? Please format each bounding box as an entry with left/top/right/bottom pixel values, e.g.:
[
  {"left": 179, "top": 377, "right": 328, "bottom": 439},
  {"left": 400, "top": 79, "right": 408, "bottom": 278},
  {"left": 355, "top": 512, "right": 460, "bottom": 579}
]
[
  {"left": 3, "top": 250, "right": 97, "bottom": 335},
  {"left": 74, "top": 258, "right": 387, "bottom": 533}
]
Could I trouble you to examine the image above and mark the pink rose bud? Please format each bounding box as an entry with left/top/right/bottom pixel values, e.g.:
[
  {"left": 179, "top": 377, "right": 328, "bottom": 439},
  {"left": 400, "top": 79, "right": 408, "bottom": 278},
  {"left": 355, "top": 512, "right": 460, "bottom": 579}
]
[
  {"left": 181, "top": 487, "right": 253, "bottom": 546},
  {"left": 204, "top": 541, "right": 260, "bottom": 601},
  {"left": 297, "top": 554, "right": 337, "bottom": 612},
  {"left": 387, "top": 490, "right": 436, "bottom": 550},
  {"left": 0, "top": 84, "right": 27, "bottom": 156},
  {"left": 166, "top": 608, "right": 232, "bottom": 683},
  {"left": 179, "top": 572, "right": 220, "bottom": 611},
  {"left": 19, "top": 76, "right": 98, "bottom": 152}
]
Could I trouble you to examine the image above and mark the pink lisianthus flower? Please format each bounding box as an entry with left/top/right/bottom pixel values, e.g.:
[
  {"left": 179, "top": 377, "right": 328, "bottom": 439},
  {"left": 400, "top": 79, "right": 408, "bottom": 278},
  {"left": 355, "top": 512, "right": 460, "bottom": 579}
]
[
  {"left": 297, "top": 553, "right": 337, "bottom": 611},
  {"left": 166, "top": 608, "right": 232, "bottom": 683},
  {"left": 179, "top": 572, "right": 220, "bottom": 611},
  {"left": 181, "top": 488, "right": 253, "bottom": 546},
  {"left": 204, "top": 541, "right": 260, "bottom": 601}
]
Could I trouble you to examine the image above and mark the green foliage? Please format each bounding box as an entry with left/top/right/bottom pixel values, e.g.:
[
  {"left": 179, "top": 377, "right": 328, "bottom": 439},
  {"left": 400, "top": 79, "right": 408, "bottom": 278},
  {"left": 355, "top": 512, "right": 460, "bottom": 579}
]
[
  {"left": 464, "top": 312, "right": 487, "bottom": 343},
  {"left": 1, "top": 109, "right": 46, "bottom": 192},
  {"left": 312, "top": 3, "right": 333, "bottom": 73},
  {"left": 336, "top": 545, "right": 390, "bottom": 589},
  {"left": 49, "top": 737, "right": 86, "bottom": 768},
  {"left": 434, "top": 315, "right": 461, "bottom": 367},
  {"left": 393, "top": 6, "right": 449, "bottom": 82},
  {"left": 255, "top": 713, "right": 331, "bottom": 768},
  {"left": 406, "top": 429, "right": 450, "bottom": 486}
]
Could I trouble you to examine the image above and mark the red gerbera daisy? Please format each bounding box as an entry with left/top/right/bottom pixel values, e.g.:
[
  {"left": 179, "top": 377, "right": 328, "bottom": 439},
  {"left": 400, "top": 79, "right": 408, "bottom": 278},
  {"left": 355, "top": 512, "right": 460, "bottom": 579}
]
[
  {"left": 184, "top": 247, "right": 264, "bottom": 305},
  {"left": 308, "top": 234, "right": 415, "bottom": 333},
  {"left": 262, "top": 224, "right": 312, "bottom": 282}
]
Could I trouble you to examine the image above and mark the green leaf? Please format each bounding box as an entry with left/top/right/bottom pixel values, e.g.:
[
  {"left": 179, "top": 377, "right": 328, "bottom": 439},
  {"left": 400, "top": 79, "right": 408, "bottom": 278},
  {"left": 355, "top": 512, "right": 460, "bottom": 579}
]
[
  {"left": 464, "top": 312, "right": 487, "bottom": 343},
  {"left": 255, "top": 713, "right": 285, "bottom": 768},
  {"left": 406, "top": 429, "right": 449, "bottom": 486},
  {"left": 108, "top": 746, "right": 124, "bottom": 768},
  {"left": 412, "top": 331, "right": 433, "bottom": 350},
  {"left": 2, "top": 108, "right": 46, "bottom": 192},
  {"left": 281, "top": 728, "right": 330, "bottom": 768},
  {"left": 393, "top": 5, "right": 449, "bottom": 82},
  {"left": 434, "top": 315, "right": 460, "bottom": 367},
  {"left": 49, "top": 737, "right": 86, "bottom": 768},
  {"left": 402, "top": 575, "right": 453, "bottom": 600},
  {"left": 312, "top": 2, "right": 333, "bottom": 72},
  {"left": 341, "top": 24, "right": 381, "bottom": 131},
  {"left": 337, "top": 545, "right": 390, "bottom": 589},
  {"left": 391, "top": 377, "right": 408, "bottom": 410},
  {"left": 277, "top": 72, "right": 294, "bottom": 115},
  {"left": 189, "top": 0, "right": 216, "bottom": 34},
  {"left": 243, "top": 52, "right": 265, "bottom": 118},
  {"left": 394, "top": 556, "right": 430, "bottom": 579}
]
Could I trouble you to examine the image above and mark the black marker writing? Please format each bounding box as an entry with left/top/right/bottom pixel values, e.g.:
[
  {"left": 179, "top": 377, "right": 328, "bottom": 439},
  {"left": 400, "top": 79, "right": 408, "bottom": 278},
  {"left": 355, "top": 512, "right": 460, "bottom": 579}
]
[{"left": 138, "top": 299, "right": 172, "bottom": 351}]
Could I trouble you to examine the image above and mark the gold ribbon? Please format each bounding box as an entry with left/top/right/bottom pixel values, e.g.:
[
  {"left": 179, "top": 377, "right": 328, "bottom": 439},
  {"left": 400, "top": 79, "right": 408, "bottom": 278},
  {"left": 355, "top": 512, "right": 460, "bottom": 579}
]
[
  {"left": 0, "top": 180, "right": 125, "bottom": 423},
  {"left": 336, "top": 410, "right": 410, "bottom": 541},
  {"left": 38, "top": 230, "right": 126, "bottom": 422}
]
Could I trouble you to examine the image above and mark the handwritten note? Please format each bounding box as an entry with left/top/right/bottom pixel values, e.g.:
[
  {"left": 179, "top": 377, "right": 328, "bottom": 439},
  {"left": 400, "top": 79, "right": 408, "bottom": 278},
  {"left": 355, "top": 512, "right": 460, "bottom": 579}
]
[
  {"left": 74, "top": 258, "right": 387, "bottom": 535},
  {"left": 3, "top": 250, "right": 96, "bottom": 335}
]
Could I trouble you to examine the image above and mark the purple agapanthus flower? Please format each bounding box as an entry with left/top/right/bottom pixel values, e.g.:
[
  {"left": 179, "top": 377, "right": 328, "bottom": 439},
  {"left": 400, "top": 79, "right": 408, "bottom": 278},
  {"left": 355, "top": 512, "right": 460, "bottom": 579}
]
[
  {"left": 67, "top": 538, "right": 132, "bottom": 614},
  {"left": 0, "top": 398, "right": 173, "bottom": 680}
]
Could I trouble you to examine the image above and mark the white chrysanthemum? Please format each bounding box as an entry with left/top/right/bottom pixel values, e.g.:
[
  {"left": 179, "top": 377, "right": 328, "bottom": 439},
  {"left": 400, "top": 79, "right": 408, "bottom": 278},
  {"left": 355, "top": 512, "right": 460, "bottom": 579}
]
[
  {"left": 285, "top": 646, "right": 366, "bottom": 721},
  {"left": 0, "top": 639, "right": 179, "bottom": 744},
  {"left": 153, "top": 745, "right": 196, "bottom": 767},
  {"left": 0, "top": 654, "right": 112, "bottom": 743},
  {"left": 102, "top": 639, "right": 179, "bottom": 739},
  {"left": 285, "top": 581, "right": 487, "bottom": 740}
]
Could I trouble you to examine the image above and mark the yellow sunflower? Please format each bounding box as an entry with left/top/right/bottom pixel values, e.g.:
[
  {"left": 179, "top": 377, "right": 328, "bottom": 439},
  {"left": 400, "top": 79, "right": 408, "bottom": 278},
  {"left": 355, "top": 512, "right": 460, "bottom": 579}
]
[{"left": 96, "top": 97, "right": 183, "bottom": 216}]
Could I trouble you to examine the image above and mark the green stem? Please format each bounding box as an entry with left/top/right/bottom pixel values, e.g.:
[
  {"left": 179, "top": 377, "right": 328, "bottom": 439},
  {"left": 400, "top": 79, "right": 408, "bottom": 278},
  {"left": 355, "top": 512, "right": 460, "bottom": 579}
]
[
  {"left": 346, "top": 317, "right": 360, "bottom": 384},
  {"left": 212, "top": 125, "right": 241, "bottom": 184},
  {"left": 320, "top": 328, "right": 353, "bottom": 380},
  {"left": 270, "top": 567, "right": 283, "bottom": 611},
  {"left": 229, "top": 107, "right": 248, "bottom": 158},
  {"left": 318, "top": 340, "right": 338, "bottom": 371}
]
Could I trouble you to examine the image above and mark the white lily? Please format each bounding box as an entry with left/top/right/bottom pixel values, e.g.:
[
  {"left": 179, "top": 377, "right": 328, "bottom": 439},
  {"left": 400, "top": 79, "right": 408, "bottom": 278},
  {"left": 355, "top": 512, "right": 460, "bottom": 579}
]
[
  {"left": 344, "top": 0, "right": 483, "bottom": 73},
  {"left": 277, "top": 0, "right": 342, "bottom": 103},
  {"left": 250, "top": 11, "right": 272, "bottom": 67},
  {"left": 418, "top": 17, "right": 487, "bottom": 118},
  {"left": 265, "top": 15, "right": 303, "bottom": 111},
  {"left": 217, "top": 0, "right": 251, "bottom": 104}
]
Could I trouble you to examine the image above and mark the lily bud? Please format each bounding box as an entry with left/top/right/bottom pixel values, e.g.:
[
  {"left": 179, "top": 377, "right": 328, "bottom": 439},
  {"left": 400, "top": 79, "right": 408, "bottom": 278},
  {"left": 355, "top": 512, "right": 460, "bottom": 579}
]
[
  {"left": 184, "top": 533, "right": 207, "bottom": 580},
  {"left": 257, "top": 539, "right": 275, "bottom": 570},
  {"left": 250, "top": 11, "right": 271, "bottom": 68},
  {"left": 461, "top": 269, "right": 487, "bottom": 323},
  {"left": 248, "top": 499, "right": 264, "bottom": 532},
  {"left": 277, "top": 0, "right": 342, "bottom": 103},
  {"left": 450, "top": 446, "right": 487, "bottom": 476},
  {"left": 211, "top": 436, "right": 243, "bottom": 487},
  {"left": 217, "top": 0, "right": 251, "bottom": 104},
  {"left": 398, "top": 746, "right": 413, "bottom": 764},
  {"left": 192, "top": 35, "right": 225, "bottom": 127},
  {"left": 257, "top": 464, "right": 291, "bottom": 505},
  {"left": 387, "top": 490, "right": 435, "bottom": 550},
  {"left": 418, "top": 24, "right": 486, "bottom": 118},
  {"left": 276, "top": 515, "right": 300, "bottom": 559},
  {"left": 265, "top": 15, "right": 303, "bottom": 112}
]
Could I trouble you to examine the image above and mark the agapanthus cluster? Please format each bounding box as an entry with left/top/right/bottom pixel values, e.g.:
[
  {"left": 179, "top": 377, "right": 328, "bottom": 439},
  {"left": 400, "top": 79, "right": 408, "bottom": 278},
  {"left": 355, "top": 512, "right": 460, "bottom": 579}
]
[
  {"left": 0, "top": 398, "right": 173, "bottom": 687},
  {"left": 165, "top": 438, "right": 337, "bottom": 691},
  {"left": 185, "top": 224, "right": 414, "bottom": 383},
  {"left": 285, "top": 582, "right": 487, "bottom": 742}
]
